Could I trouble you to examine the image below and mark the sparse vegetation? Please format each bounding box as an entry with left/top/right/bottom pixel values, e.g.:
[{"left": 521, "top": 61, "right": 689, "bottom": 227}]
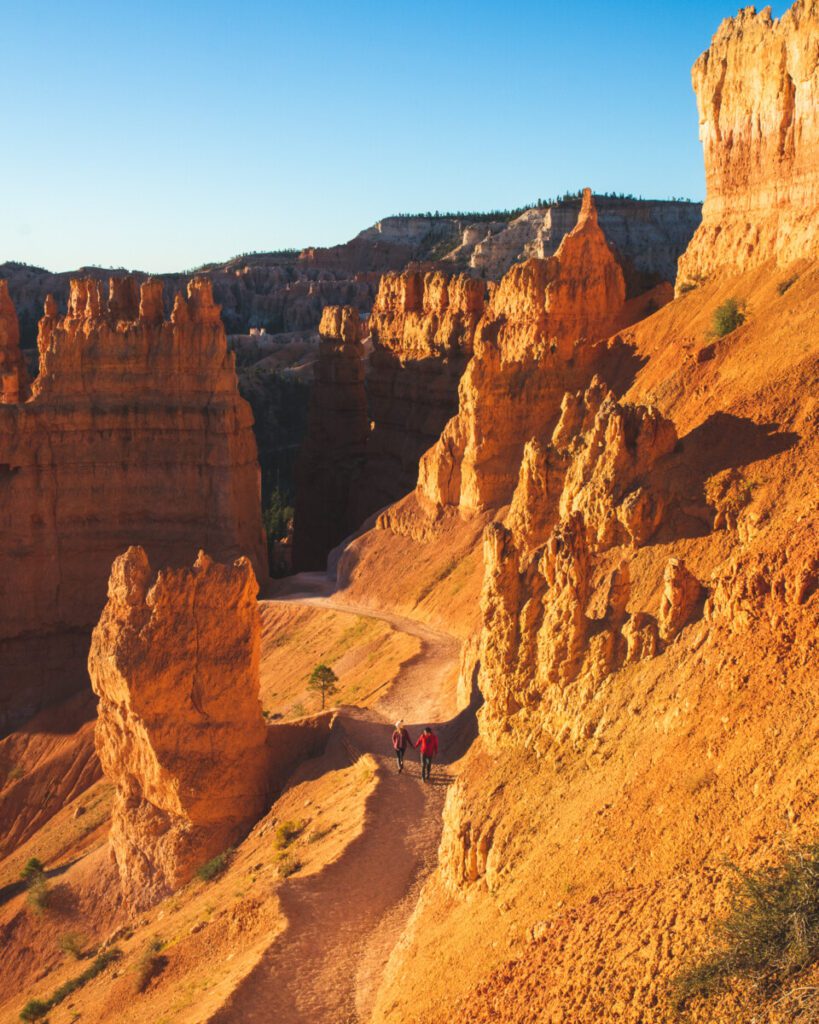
[
  {"left": 58, "top": 932, "right": 86, "bottom": 960},
  {"left": 678, "top": 280, "right": 698, "bottom": 294},
  {"left": 274, "top": 819, "right": 306, "bottom": 850},
  {"left": 672, "top": 843, "right": 819, "bottom": 1014},
  {"left": 290, "top": 701, "right": 306, "bottom": 718},
  {"left": 307, "top": 824, "right": 335, "bottom": 844},
  {"left": 307, "top": 663, "right": 339, "bottom": 709},
  {"left": 135, "top": 937, "right": 166, "bottom": 993},
  {"left": 20, "top": 858, "right": 49, "bottom": 912},
  {"left": 263, "top": 487, "right": 294, "bottom": 544},
  {"left": 196, "top": 848, "right": 233, "bottom": 882},
  {"left": 4, "top": 764, "right": 24, "bottom": 784},
  {"left": 778, "top": 275, "right": 798, "bottom": 295},
  {"left": 710, "top": 297, "right": 746, "bottom": 337},
  {"left": 19, "top": 947, "right": 122, "bottom": 1020},
  {"left": 277, "top": 852, "right": 302, "bottom": 878}
]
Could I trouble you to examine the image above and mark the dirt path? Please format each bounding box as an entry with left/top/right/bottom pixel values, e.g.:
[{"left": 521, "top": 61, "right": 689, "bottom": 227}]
[{"left": 210, "top": 574, "right": 469, "bottom": 1024}]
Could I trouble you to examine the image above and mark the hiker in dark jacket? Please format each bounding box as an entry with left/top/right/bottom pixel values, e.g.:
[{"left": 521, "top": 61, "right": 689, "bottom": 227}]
[
  {"left": 415, "top": 726, "right": 439, "bottom": 782},
  {"left": 392, "top": 720, "right": 413, "bottom": 773}
]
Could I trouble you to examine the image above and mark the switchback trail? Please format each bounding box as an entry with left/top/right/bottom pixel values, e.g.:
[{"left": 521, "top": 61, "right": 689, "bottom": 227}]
[{"left": 210, "top": 573, "right": 472, "bottom": 1024}]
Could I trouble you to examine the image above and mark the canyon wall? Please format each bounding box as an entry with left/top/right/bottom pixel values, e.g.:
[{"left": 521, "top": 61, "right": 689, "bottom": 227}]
[
  {"left": 89, "top": 547, "right": 268, "bottom": 910},
  {"left": 293, "top": 306, "right": 369, "bottom": 570},
  {"left": 0, "top": 277, "right": 267, "bottom": 732},
  {"left": 293, "top": 273, "right": 485, "bottom": 569},
  {"left": 678, "top": 0, "right": 819, "bottom": 282},
  {"left": 368, "top": 6, "right": 819, "bottom": 1021},
  {"left": 3, "top": 197, "right": 699, "bottom": 351},
  {"left": 416, "top": 190, "right": 656, "bottom": 516},
  {"left": 445, "top": 197, "right": 701, "bottom": 289}
]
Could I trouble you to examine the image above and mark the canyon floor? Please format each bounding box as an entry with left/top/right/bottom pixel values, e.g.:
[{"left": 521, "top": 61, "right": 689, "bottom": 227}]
[{"left": 0, "top": 570, "right": 472, "bottom": 1024}]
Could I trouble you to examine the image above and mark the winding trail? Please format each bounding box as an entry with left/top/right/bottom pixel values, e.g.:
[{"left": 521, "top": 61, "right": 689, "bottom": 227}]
[{"left": 210, "top": 573, "right": 475, "bottom": 1024}]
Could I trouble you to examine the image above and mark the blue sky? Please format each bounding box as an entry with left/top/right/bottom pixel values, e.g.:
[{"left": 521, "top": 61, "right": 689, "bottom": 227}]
[{"left": 0, "top": 1, "right": 792, "bottom": 273}]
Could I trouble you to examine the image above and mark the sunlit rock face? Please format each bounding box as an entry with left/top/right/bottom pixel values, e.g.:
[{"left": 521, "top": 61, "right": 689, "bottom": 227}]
[
  {"left": 678, "top": 1, "right": 819, "bottom": 283},
  {"left": 89, "top": 547, "right": 268, "bottom": 911},
  {"left": 417, "top": 191, "right": 642, "bottom": 515},
  {"left": 0, "top": 277, "right": 267, "bottom": 732}
]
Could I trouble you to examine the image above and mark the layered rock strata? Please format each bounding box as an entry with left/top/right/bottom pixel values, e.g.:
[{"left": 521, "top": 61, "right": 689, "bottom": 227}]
[
  {"left": 0, "top": 277, "right": 267, "bottom": 731},
  {"left": 678, "top": 0, "right": 819, "bottom": 282},
  {"left": 89, "top": 547, "right": 268, "bottom": 910},
  {"left": 417, "top": 190, "right": 643, "bottom": 514}
]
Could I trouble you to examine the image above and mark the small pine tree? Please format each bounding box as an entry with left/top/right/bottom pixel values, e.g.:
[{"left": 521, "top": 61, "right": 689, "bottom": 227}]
[{"left": 307, "top": 664, "right": 339, "bottom": 709}]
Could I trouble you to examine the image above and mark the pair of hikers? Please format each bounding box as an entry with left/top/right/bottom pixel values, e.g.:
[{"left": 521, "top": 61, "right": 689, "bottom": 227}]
[{"left": 392, "top": 721, "right": 439, "bottom": 782}]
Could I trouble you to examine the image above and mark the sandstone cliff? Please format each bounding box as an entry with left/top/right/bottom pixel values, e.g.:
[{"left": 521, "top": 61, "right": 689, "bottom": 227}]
[
  {"left": 362, "top": 6, "right": 819, "bottom": 1019},
  {"left": 416, "top": 190, "right": 646, "bottom": 514},
  {"left": 678, "top": 0, "right": 819, "bottom": 282},
  {"left": 89, "top": 547, "right": 268, "bottom": 910},
  {"left": 445, "top": 196, "right": 701, "bottom": 289},
  {"left": 293, "top": 273, "right": 485, "bottom": 569},
  {"left": 0, "top": 277, "right": 267, "bottom": 732}
]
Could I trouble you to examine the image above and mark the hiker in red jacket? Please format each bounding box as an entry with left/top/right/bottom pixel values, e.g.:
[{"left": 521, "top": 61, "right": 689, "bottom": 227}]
[
  {"left": 391, "top": 720, "right": 413, "bottom": 773},
  {"left": 415, "top": 726, "right": 439, "bottom": 783}
]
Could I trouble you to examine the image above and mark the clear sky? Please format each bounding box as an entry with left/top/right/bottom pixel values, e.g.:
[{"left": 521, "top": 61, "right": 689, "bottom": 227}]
[{"left": 0, "top": 1, "right": 792, "bottom": 274}]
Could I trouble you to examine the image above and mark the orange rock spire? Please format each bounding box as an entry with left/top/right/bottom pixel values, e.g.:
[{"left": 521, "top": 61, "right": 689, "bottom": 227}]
[{"left": 89, "top": 547, "right": 268, "bottom": 909}]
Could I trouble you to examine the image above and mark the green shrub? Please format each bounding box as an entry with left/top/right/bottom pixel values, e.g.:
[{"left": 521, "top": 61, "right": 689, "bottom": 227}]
[
  {"left": 307, "top": 825, "right": 334, "bottom": 844},
  {"left": 19, "top": 1000, "right": 51, "bottom": 1021},
  {"left": 678, "top": 280, "right": 698, "bottom": 294},
  {"left": 19, "top": 947, "right": 121, "bottom": 1020},
  {"left": 20, "top": 858, "right": 45, "bottom": 883},
  {"left": 58, "top": 932, "right": 85, "bottom": 959},
  {"left": 196, "top": 848, "right": 232, "bottom": 882},
  {"left": 277, "top": 852, "right": 302, "bottom": 878},
  {"left": 21, "top": 859, "right": 49, "bottom": 912},
  {"left": 778, "top": 275, "right": 798, "bottom": 295},
  {"left": 672, "top": 844, "right": 819, "bottom": 1011},
  {"left": 274, "top": 819, "right": 306, "bottom": 850},
  {"left": 135, "top": 937, "right": 166, "bottom": 993},
  {"left": 710, "top": 298, "right": 746, "bottom": 338}
]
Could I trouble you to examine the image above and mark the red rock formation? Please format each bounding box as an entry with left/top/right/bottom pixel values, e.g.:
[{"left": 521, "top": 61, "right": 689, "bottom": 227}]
[
  {"left": 418, "top": 191, "right": 639, "bottom": 513},
  {"left": 678, "top": 1, "right": 819, "bottom": 282},
  {"left": 0, "top": 277, "right": 267, "bottom": 732},
  {"left": 0, "top": 280, "right": 29, "bottom": 403},
  {"left": 362, "top": 271, "right": 485, "bottom": 515},
  {"left": 477, "top": 382, "right": 681, "bottom": 749},
  {"left": 89, "top": 547, "right": 268, "bottom": 910},
  {"left": 293, "top": 306, "right": 369, "bottom": 570},
  {"left": 658, "top": 557, "right": 703, "bottom": 641},
  {"left": 294, "top": 275, "right": 485, "bottom": 569}
]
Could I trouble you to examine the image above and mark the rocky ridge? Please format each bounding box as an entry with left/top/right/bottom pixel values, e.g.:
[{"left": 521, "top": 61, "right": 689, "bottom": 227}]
[{"left": 0, "top": 277, "right": 267, "bottom": 732}]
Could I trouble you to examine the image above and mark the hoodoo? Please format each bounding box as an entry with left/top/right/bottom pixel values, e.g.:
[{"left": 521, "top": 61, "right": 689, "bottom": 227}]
[
  {"left": 417, "top": 190, "right": 652, "bottom": 514},
  {"left": 89, "top": 547, "right": 268, "bottom": 910},
  {"left": 0, "top": 277, "right": 267, "bottom": 731}
]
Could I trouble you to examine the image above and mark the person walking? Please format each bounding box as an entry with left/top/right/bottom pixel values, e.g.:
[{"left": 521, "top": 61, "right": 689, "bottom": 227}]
[
  {"left": 415, "top": 726, "right": 439, "bottom": 783},
  {"left": 391, "top": 720, "right": 412, "bottom": 773}
]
